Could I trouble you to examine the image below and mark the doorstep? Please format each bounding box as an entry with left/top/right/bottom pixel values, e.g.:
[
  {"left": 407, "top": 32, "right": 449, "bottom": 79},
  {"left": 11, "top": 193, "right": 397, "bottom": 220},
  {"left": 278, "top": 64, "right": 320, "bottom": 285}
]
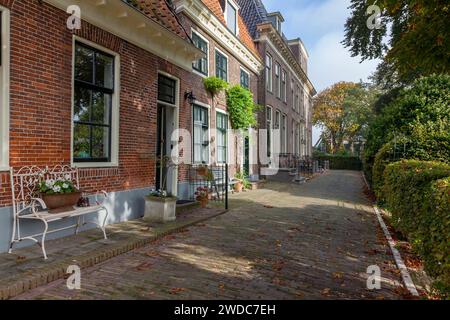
[{"left": 0, "top": 206, "right": 227, "bottom": 300}]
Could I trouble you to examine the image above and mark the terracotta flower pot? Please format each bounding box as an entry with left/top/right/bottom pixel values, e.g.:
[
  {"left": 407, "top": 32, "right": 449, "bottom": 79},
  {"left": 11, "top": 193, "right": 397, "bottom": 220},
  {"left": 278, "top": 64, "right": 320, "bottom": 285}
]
[
  {"left": 41, "top": 191, "right": 82, "bottom": 214},
  {"left": 198, "top": 197, "right": 208, "bottom": 208},
  {"left": 196, "top": 167, "right": 208, "bottom": 177},
  {"left": 234, "top": 181, "right": 243, "bottom": 193}
]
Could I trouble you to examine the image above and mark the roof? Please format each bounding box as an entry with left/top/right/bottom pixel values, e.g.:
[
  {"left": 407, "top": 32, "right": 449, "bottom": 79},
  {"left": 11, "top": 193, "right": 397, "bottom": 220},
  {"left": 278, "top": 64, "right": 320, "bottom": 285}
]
[
  {"left": 236, "top": 0, "right": 268, "bottom": 39},
  {"left": 201, "top": 0, "right": 260, "bottom": 58},
  {"left": 123, "top": 0, "right": 190, "bottom": 41}
]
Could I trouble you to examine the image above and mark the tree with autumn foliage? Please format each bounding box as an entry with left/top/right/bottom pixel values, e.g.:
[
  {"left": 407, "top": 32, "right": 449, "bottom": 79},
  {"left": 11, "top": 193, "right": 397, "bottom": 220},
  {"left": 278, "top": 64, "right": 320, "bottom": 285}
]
[
  {"left": 343, "top": 0, "right": 449, "bottom": 87},
  {"left": 313, "top": 82, "right": 379, "bottom": 154}
]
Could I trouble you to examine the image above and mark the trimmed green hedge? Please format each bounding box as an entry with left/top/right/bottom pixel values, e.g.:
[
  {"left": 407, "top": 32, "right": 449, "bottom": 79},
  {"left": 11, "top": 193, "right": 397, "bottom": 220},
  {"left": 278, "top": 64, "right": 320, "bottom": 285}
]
[
  {"left": 315, "top": 154, "right": 362, "bottom": 170},
  {"left": 383, "top": 160, "right": 450, "bottom": 295}
]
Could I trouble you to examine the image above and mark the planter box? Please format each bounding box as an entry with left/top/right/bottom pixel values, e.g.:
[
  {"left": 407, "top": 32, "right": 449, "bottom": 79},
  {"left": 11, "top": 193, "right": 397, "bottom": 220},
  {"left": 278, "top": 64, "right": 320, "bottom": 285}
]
[{"left": 144, "top": 196, "right": 177, "bottom": 223}]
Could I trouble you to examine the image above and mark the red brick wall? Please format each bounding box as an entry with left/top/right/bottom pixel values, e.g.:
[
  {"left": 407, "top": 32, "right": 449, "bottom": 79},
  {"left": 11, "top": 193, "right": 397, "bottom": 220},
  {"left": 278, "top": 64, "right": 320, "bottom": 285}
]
[{"left": 0, "top": 0, "right": 259, "bottom": 207}]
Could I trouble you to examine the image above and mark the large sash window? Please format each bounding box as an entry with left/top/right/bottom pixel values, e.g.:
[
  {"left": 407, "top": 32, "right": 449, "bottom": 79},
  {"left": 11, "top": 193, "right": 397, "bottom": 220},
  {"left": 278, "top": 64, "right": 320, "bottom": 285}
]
[
  {"left": 73, "top": 42, "right": 114, "bottom": 163},
  {"left": 193, "top": 105, "right": 209, "bottom": 164}
]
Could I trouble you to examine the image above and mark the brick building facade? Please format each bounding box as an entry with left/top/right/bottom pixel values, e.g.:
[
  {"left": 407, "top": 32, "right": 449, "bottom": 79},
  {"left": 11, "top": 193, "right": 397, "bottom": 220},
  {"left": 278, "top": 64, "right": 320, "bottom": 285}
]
[
  {"left": 238, "top": 0, "right": 316, "bottom": 170},
  {"left": 0, "top": 0, "right": 261, "bottom": 252}
]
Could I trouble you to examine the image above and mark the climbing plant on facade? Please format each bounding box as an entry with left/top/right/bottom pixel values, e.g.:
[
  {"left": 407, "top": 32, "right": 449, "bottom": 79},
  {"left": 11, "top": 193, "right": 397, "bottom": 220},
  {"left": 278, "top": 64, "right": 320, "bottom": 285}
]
[{"left": 225, "top": 85, "right": 259, "bottom": 130}]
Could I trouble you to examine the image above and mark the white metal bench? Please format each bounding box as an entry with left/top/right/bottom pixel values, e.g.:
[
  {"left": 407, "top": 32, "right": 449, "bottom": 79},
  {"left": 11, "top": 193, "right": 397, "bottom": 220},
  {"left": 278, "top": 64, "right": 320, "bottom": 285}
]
[{"left": 9, "top": 165, "right": 109, "bottom": 259}]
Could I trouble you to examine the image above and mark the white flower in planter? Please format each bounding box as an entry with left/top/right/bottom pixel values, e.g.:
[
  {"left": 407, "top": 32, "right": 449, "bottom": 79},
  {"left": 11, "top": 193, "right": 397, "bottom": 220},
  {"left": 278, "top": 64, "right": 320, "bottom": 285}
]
[
  {"left": 53, "top": 186, "right": 61, "bottom": 193},
  {"left": 62, "top": 183, "right": 69, "bottom": 189},
  {"left": 45, "top": 179, "right": 54, "bottom": 188}
]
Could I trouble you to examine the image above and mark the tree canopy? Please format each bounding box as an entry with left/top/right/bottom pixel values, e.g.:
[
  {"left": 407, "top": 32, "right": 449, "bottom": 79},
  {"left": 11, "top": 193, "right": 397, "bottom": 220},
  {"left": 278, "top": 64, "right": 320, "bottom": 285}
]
[
  {"left": 313, "top": 82, "right": 379, "bottom": 153},
  {"left": 343, "top": 0, "right": 449, "bottom": 86}
]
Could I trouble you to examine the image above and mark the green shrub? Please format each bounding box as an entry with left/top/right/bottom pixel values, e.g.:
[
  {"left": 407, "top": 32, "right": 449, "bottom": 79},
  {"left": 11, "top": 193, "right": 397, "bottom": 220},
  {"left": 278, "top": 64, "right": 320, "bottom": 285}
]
[
  {"left": 383, "top": 160, "right": 450, "bottom": 296},
  {"left": 314, "top": 154, "right": 362, "bottom": 170},
  {"left": 363, "top": 74, "right": 450, "bottom": 185}
]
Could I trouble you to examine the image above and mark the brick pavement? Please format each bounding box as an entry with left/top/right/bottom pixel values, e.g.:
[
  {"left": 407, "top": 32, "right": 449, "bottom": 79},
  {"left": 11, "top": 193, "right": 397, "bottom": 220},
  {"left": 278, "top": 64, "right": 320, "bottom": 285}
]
[{"left": 15, "top": 171, "right": 404, "bottom": 300}]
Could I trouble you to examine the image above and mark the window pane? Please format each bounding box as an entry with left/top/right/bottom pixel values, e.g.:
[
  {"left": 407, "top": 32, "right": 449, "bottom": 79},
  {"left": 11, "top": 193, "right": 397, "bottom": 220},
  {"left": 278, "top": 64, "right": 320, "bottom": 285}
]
[
  {"left": 158, "top": 75, "right": 176, "bottom": 104},
  {"left": 240, "top": 70, "right": 249, "bottom": 89},
  {"left": 192, "top": 33, "right": 208, "bottom": 75},
  {"left": 73, "top": 123, "right": 90, "bottom": 159},
  {"left": 75, "top": 45, "right": 94, "bottom": 84},
  {"left": 74, "top": 86, "right": 91, "bottom": 122},
  {"left": 216, "top": 52, "right": 227, "bottom": 81},
  {"left": 95, "top": 52, "right": 114, "bottom": 89},
  {"left": 91, "top": 92, "right": 111, "bottom": 125},
  {"left": 226, "top": 2, "right": 237, "bottom": 34},
  {"left": 92, "top": 126, "right": 110, "bottom": 159}
]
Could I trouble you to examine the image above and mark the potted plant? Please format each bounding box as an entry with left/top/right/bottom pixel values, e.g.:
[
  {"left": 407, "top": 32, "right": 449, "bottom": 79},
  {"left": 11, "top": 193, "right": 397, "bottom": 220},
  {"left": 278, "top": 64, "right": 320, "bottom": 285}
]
[
  {"left": 144, "top": 155, "right": 178, "bottom": 223},
  {"left": 195, "top": 186, "right": 210, "bottom": 208},
  {"left": 38, "top": 177, "right": 81, "bottom": 213},
  {"left": 234, "top": 171, "right": 245, "bottom": 193},
  {"left": 196, "top": 165, "right": 209, "bottom": 177},
  {"left": 144, "top": 189, "right": 177, "bottom": 223}
]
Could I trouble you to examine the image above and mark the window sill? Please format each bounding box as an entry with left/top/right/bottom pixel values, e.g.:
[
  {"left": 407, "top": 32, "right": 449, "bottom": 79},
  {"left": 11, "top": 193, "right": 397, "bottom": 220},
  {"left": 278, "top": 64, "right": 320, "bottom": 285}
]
[
  {"left": 72, "top": 162, "right": 119, "bottom": 169},
  {"left": 0, "top": 166, "right": 10, "bottom": 172},
  {"left": 193, "top": 70, "right": 208, "bottom": 78}
]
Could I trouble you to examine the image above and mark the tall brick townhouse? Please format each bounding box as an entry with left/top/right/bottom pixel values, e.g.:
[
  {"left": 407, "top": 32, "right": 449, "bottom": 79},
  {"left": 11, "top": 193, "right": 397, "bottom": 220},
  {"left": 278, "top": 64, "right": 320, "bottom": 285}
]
[
  {"left": 0, "top": 0, "right": 261, "bottom": 253},
  {"left": 237, "top": 0, "right": 316, "bottom": 171}
]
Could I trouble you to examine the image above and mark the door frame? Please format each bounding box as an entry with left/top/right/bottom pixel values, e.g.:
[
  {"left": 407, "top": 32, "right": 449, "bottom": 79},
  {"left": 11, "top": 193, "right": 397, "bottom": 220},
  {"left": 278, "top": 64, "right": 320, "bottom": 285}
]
[{"left": 157, "top": 71, "right": 180, "bottom": 197}]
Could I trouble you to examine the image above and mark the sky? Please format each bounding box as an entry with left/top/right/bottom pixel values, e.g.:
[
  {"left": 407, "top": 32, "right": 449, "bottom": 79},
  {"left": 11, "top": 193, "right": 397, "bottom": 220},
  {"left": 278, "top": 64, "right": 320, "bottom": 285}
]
[{"left": 263, "top": 0, "right": 380, "bottom": 144}]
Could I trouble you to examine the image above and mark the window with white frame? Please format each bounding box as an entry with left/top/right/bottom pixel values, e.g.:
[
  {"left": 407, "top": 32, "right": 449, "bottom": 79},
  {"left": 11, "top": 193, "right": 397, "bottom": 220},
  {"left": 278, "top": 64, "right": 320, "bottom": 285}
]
[
  {"left": 275, "top": 63, "right": 281, "bottom": 99},
  {"left": 281, "top": 114, "right": 287, "bottom": 154},
  {"left": 240, "top": 68, "right": 249, "bottom": 89},
  {"left": 73, "top": 41, "right": 117, "bottom": 164},
  {"left": 192, "top": 31, "right": 208, "bottom": 76},
  {"left": 300, "top": 85, "right": 305, "bottom": 117},
  {"left": 216, "top": 112, "right": 228, "bottom": 164},
  {"left": 281, "top": 70, "right": 287, "bottom": 103},
  {"left": 275, "top": 110, "right": 280, "bottom": 154},
  {"left": 0, "top": 8, "right": 10, "bottom": 169},
  {"left": 296, "top": 85, "right": 300, "bottom": 112},
  {"left": 193, "top": 104, "right": 209, "bottom": 164},
  {"left": 291, "top": 79, "right": 295, "bottom": 110},
  {"left": 215, "top": 50, "right": 228, "bottom": 82},
  {"left": 266, "top": 106, "right": 272, "bottom": 157},
  {"left": 265, "top": 54, "right": 272, "bottom": 92},
  {"left": 225, "top": 0, "right": 238, "bottom": 35}
]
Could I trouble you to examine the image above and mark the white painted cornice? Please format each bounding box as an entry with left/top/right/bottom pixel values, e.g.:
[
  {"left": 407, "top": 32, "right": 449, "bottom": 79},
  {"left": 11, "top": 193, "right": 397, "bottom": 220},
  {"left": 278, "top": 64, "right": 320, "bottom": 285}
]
[
  {"left": 44, "top": 0, "right": 204, "bottom": 71},
  {"left": 174, "top": 0, "right": 262, "bottom": 74}
]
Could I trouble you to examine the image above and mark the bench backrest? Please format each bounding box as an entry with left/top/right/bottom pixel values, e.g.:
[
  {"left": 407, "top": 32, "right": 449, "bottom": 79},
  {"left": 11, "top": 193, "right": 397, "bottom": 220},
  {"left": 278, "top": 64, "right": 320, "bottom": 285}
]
[{"left": 10, "top": 165, "right": 80, "bottom": 215}]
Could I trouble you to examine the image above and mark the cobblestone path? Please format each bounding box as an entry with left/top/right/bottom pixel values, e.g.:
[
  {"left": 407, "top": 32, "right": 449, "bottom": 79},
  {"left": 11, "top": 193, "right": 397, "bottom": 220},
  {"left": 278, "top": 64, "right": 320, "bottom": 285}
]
[{"left": 16, "top": 171, "right": 404, "bottom": 300}]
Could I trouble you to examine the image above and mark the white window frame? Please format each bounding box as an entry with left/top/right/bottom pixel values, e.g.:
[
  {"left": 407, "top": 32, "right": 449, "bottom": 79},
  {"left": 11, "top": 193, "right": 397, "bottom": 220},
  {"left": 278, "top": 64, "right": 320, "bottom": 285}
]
[
  {"left": 239, "top": 67, "right": 250, "bottom": 89},
  {"left": 265, "top": 54, "right": 273, "bottom": 93},
  {"left": 215, "top": 48, "right": 229, "bottom": 82},
  {"left": 191, "top": 29, "right": 209, "bottom": 78},
  {"left": 224, "top": 0, "right": 240, "bottom": 36},
  {"left": 281, "top": 114, "right": 287, "bottom": 154},
  {"left": 275, "top": 63, "right": 281, "bottom": 99},
  {"left": 216, "top": 108, "right": 229, "bottom": 164},
  {"left": 281, "top": 70, "right": 287, "bottom": 103},
  {"left": 71, "top": 36, "right": 121, "bottom": 168},
  {"left": 266, "top": 106, "right": 273, "bottom": 157},
  {"left": 192, "top": 101, "right": 211, "bottom": 165},
  {"left": 0, "top": 7, "right": 10, "bottom": 171}
]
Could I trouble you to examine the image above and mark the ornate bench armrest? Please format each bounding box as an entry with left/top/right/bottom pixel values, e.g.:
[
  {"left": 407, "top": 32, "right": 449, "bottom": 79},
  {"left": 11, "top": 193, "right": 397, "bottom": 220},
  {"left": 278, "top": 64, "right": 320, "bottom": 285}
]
[
  {"left": 31, "top": 197, "right": 47, "bottom": 210},
  {"left": 92, "top": 190, "right": 108, "bottom": 205}
]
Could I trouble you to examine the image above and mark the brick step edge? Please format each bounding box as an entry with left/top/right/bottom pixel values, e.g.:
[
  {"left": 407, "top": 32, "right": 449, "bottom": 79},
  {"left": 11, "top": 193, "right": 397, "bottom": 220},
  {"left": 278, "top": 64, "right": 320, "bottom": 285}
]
[{"left": 0, "top": 209, "right": 228, "bottom": 300}]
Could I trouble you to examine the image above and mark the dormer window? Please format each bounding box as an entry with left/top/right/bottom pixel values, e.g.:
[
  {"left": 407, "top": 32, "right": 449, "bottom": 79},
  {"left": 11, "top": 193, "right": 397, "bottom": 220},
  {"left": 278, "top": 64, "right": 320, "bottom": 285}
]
[{"left": 225, "top": 0, "right": 239, "bottom": 35}]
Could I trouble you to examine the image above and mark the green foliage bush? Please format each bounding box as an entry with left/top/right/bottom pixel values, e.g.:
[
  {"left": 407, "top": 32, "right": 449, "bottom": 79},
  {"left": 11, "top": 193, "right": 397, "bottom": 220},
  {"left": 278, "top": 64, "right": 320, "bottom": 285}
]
[
  {"left": 383, "top": 160, "right": 450, "bottom": 296},
  {"left": 202, "top": 76, "right": 228, "bottom": 97},
  {"left": 363, "top": 74, "right": 450, "bottom": 185},
  {"left": 314, "top": 154, "right": 362, "bottom": 171},
  {"left": 225, "top": 85, "right": 259, "bottom": 130}
]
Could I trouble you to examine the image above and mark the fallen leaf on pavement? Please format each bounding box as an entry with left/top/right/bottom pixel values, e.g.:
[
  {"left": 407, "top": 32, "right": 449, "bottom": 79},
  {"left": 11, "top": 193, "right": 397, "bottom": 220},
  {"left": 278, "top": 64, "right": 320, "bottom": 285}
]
[
  {"left": 170, "top": 288, "right": 187, "bottom": 295},
  {"left": 332, "top": 272, "right": 344, "bottom": 279}
]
